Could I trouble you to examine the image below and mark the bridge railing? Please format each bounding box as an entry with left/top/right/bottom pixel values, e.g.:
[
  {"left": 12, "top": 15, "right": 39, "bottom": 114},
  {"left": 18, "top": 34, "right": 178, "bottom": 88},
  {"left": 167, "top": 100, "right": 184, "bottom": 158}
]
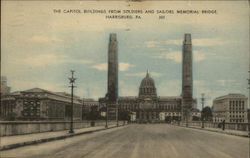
[
  {"left": 175, "top": 121, "right": 250, "bottom": 131},
  {"left": 0, "top": 120, "right": 127, "bottom": 136}
]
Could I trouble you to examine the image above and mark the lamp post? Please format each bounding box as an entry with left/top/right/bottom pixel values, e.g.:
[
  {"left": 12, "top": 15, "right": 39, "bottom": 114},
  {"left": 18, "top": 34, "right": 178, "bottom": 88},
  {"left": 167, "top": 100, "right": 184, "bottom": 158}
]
[
  {"left": 201, "top": 93, "right": 205, "bottom": 128},
  {"left": 178, "top": 114, "right": 181, "bottom": 126},
  {"left": 105, "top": 103, "right": 108, "bottom": 128},
  {"left": 247, "top": 70, "right": 250, "bottom": 134},
  {"left": 69, "top": 70, "right": 76, "bottom": 134},
  {"left": 185, "top": 110, "right": 188, "bottom": 127},
  {"left": 116, "top": 100, "right": 119, "bottom": 127}
]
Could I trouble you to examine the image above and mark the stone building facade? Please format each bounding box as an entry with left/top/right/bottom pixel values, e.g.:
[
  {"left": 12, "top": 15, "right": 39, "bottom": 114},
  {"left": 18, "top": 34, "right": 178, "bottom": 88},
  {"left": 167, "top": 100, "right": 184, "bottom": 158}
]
[
  {"left": 1, "top": 88, "right": 82, "bottom": 120},
  {"left": 1, "top": 76, "right": 11, "bottom": 96},
  {"left": 100, "top": 72, "right": 196, "bottom": 123},
  {"left": 212, "top": 93, "right": 248, "bottom": 123},
  {"left": 82, "top": 98, "right": 100, "bottom": 119}
]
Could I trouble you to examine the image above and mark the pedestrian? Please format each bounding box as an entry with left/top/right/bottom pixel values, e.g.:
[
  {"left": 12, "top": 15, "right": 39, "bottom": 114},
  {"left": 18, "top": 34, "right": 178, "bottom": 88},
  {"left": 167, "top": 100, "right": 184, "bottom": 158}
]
[{"left": 222, "top": 120, "right": 225, "bottom": 131}]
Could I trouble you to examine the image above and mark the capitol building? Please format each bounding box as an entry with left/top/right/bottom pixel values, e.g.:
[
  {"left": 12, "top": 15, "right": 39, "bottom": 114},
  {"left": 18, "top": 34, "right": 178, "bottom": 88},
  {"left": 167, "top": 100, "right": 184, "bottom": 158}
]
[
  {"left": 100, "top": 70, "right": 197, "bottom": 123},
  {"left": 120, "top": 71, "right": 182, "bottom": 122},
  {"left": 100, "top": 33, "right": 197, "bottom": 123},
  {"left": 104, "top": 71, "right": 196, "bottom": 123}
]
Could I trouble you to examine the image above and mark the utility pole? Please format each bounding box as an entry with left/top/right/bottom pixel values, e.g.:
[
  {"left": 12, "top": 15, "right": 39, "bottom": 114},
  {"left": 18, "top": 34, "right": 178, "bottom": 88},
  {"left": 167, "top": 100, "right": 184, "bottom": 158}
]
[
  {"left": 68, "top": 70, "right": 76, "bottom": 133},
  {"left": 105, "top": 103, "right": 108, "bottom": 128},
  {"left": 116, "top": 100, "right": 119, "bottom": 127},
  {"left": 247, "top": 70, "right": 250, "bottom": 134},
  {"left": 201, "top": 93, "right": 205, "bottom": 128},
  {"left": 181, "top": 103, "right": 183, "bottom": 126}
]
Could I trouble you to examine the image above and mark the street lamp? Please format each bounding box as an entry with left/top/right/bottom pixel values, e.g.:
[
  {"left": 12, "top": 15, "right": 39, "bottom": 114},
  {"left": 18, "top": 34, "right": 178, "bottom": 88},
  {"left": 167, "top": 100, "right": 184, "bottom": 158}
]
[
  {"left": 201, "top": 93, "right": 205, "bottom": 128},
  {"left": 178, "top": 114, "right": 181, "bottom": 126},
  {"left": 105, "top": 103, "right": 108, "bottom": 128},
  {"left": 116, "top": 100, "right": 119, "bottom": 127},
  {"left": 69, "top": 70, "right": 76, "bottom": 133},
  {"left": 247, "top": 70, "right": 250, "bottom": 133},
  {"left": 185, "top": 110, "right": 189, "bottom": 127}
]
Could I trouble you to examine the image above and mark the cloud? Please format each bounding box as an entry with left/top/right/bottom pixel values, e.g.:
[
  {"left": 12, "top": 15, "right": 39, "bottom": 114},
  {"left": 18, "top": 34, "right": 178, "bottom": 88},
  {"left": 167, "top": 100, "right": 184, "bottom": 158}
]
[
  {"left": 17, "top": 54, "right": 93, "bottom": 67},
  {"left": 193, "top": 38, "right": 236, "bottom": 47},
  {"left": 154, "top": 51, "right": 205, "bottom": 62},
  {"left": 165, "top": 40, "right": 182, "bottom": 45},
  {"left": 160, "top": 51, "right": 182, "bottom": 62},
  {"left": 217, "top": 80, "right": 235, "bottom": 86},
  {"left": 29, "top": 35, "right": 62, "bottom": 43},
  {"left": 125, "top": 71, "right": 162, "bottom": 77},
  {"left": 165, "top": 38, "right": 236, "bottom": 47},
  {"left": 92, "top": 63, "right": 107, "bottom": 71},
  {"left": 144, "top": 41, "right": 160, "bottom": 48},
  {"left": 92, "top": 62, "right": 134, "bottom": 71},
  {"left": 119, "top": 63, "right": 135, "bottom": 71}
]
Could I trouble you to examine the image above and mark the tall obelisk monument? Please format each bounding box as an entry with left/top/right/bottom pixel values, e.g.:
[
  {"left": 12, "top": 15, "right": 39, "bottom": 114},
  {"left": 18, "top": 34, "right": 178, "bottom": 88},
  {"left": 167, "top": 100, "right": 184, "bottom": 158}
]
[
  {"left": 106, "top": 33, "right": 118, "bottom": 120},
  {"left": 182, "top": 33, "right": 193, "bottom": 125}
]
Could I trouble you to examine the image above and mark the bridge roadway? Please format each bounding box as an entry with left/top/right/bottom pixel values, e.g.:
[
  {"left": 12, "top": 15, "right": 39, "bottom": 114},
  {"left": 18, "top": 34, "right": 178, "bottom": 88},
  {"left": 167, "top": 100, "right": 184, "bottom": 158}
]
[{"left": 1, "top": 124, "right": 249, "bottom": 158}]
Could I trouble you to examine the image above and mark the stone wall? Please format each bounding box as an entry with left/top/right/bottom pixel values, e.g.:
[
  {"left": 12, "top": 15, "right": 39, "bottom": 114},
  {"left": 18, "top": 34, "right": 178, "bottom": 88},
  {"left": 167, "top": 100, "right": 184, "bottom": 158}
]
[
  {"left": 0, "top": 120, "right": 126, "bottom": 136},
  {"left": 180, "top": 121, "right": 250, "bottom": 131}
]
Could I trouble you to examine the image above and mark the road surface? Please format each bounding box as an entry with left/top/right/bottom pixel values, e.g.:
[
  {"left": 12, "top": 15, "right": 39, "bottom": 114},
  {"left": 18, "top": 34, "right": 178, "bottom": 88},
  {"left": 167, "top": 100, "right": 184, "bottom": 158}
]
[{"left": 1, "top": 124, "right": 249, "bottom": 158}]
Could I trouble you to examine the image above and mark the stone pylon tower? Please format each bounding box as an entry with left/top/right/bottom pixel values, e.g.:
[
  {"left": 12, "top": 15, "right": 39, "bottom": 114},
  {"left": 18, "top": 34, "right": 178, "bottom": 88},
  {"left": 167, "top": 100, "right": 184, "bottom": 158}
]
[
  {"left": 106, "top": 33, "right": 118, "bottom": 120},
  {"left": 182, "top": 33, "right": 193, "bottom": 124},
  {"left": 107, "top": 33, "right": 118, "bottom": 102}
]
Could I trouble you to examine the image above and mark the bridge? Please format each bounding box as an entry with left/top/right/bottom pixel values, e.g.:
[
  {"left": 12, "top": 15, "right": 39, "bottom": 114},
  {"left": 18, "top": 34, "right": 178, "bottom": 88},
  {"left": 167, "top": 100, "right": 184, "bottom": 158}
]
[{"left": 1, "top": 123, "right": 249, "bottom": 158}]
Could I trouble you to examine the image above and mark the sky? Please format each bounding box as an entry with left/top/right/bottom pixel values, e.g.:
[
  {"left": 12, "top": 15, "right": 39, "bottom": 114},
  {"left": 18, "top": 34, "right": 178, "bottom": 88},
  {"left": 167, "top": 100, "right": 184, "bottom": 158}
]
[{"left": 1, "top": 1, "right": 249, "bottom": 109}]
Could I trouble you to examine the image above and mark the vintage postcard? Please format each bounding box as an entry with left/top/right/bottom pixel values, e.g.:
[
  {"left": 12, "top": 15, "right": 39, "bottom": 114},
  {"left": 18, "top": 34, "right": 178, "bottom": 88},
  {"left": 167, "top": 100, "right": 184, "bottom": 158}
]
[{"left": 1, "top": 0, "right": 249, "bottom": 158}]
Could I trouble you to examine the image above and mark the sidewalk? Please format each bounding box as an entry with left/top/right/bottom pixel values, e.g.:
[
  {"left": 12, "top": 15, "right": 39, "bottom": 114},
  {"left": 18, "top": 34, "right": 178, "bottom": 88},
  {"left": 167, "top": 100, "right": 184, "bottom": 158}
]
[
  {"left": 175, "top": 124, "right": 249, "bottom": 137},
  {"left": 0, "top": 124, "right": 122, "bottom": 151}
]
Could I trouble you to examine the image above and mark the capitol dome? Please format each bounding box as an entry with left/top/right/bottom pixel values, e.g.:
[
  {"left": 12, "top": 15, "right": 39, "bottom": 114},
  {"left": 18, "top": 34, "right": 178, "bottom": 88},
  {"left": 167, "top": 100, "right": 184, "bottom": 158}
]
[{"left": 139, "top": 71, "right": 157, "bottom": 98}]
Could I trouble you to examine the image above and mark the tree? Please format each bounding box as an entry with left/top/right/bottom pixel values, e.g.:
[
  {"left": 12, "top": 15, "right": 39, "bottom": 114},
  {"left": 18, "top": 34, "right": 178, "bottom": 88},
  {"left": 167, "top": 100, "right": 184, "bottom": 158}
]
[
  {"left": 192, "top": 116, "right": 200, "bottom": 121},
  {"left": 247, "top": 109, "right": 250, "bottom": 121},
  {"left": 87, "top": 106, "right": 100, "bottom": 120},
  {"left": 118, "top": 110, "right": 130, "bottom": 121},
  {"left": 202, "top": 106, "right": 213, "bottom": 121}
]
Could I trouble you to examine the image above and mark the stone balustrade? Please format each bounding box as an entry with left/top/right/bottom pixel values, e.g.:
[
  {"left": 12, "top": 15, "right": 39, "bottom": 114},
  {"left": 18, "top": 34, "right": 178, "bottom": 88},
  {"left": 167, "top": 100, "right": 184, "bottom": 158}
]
[
  {"left": 178, "top": 121, "right": 250, "bottom": 131},
  {"left": 0, "top": 120, "right": 126, "bottom": 136}
]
